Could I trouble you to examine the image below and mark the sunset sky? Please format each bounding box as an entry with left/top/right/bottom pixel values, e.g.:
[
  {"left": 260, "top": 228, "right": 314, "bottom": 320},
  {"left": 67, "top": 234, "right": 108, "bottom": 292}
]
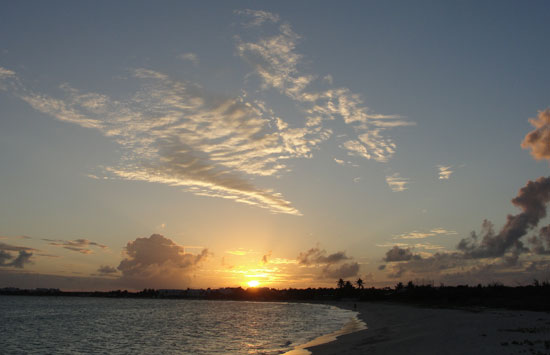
[{"left": 1, "top": 1, "right": 549, "bottom": 290}]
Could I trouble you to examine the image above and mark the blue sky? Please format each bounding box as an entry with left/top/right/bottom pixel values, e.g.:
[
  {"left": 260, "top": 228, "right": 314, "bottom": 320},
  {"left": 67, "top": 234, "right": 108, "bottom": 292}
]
[{"left": 0, "top": 1, "right": 549, "bottom": 290}]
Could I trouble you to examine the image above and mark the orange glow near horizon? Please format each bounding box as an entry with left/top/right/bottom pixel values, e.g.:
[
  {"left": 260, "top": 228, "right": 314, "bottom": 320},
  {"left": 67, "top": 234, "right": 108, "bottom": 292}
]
[{"left": 247, "top": 280, "right": 260, "bottom": 288}]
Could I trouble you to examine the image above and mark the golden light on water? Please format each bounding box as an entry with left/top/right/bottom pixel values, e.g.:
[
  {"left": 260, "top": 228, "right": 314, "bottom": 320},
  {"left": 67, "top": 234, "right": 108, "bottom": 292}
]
[{"left": 247, "top": 280, "right": 260, "bottom": 288}]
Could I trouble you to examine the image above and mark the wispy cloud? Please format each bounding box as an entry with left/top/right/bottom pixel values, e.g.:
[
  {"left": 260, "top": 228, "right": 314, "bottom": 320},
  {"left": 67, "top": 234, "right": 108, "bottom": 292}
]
[
  {"left": 225, "top": 248, "right": 252, "bottom": 256},
  {"left": 43, "top": 238, "right": 108, "bottom": 254},
  {"left": 234, "top": 9, "right": 280, "bottom": 27},
  {"left": 5, "top": 67, "right": 304, "bottom": 215},
  {"left": 0, "top": 10, "right": 414, "bottom": 215},
  {"left": 385, "top": 173, "right": 409, "bottom": 192},
  {"left": 437, "top": 165, "right": 453, "bottom": 180},
  {"left": 235, "top": 10, "right": 413, "bottom": 163},
  {"left": 179, "top": 52, "right": 199, "bottom": 66},
  {"left": 393, "top": 228, "right": 457, "bottom": 239}
]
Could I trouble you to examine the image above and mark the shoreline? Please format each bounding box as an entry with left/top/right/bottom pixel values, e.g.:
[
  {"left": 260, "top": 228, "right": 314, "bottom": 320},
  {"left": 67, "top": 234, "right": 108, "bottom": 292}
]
[
  {"left": 304, "top": 301, "right": 550, "bottom": 355},
  {"left": 284, "top": 303, "right": 366, "bottom": 355}
]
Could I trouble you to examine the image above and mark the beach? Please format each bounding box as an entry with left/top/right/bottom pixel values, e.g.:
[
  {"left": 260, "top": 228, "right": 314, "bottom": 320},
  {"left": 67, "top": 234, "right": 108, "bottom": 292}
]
[{"left": 307, "top": 302, "right": 550, "bottom": 355}]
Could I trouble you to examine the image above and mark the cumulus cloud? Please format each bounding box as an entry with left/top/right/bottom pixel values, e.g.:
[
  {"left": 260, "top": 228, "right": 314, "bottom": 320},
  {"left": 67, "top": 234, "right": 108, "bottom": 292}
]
[
  {"left": 521, "top": 109, "right": 550, "bottom": 160},
  {"left": 385, "top": 173, "right": 409, "bottom": 192},
  {"left": 43, "top": 238, "right": 107, "bottom": 254},
  {"left": 528, "top": 225, "right": 550, "bottom": 255},
  {"left": 457, "top": 176, "right": 550, "bottom": 259},
  {"left": 380, "top": 176, "right": 550, "bottom": 282},
  {"left": 117, "top": 234, "right": 208, "bottom": 289},
  {"left": 323, "top": 262, "right": 360, "bottom": 278},
  {"left": 437, "top": 165, "right": 453, "bottom": 180},
  {"left": 296, "top": 246, "right": 360, "bottom": 280},
  {"left": 297, "top": 248, "right": 350, "bottom": 265},
  {"left": 383, "top": 246, "right": 421, "bottom": 262},
  {"left": 0, "top": 242, "right": 34, "bottom": 268}
]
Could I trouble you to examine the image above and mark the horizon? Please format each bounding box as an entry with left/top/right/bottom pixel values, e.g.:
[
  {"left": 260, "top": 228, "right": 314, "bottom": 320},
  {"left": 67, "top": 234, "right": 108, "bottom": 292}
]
[{"left": 1, "top": 1, "right": 549, "bottom": 292}]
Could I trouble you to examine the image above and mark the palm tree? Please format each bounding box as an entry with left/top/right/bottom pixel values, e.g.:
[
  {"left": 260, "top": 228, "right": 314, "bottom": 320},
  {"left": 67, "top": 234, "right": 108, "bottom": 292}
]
[
  {"left": 356, "top": 278, "right": 364, "bottom": 289},
  {"left": 337, "top": 278, "right": 345, "bottom": 289}
]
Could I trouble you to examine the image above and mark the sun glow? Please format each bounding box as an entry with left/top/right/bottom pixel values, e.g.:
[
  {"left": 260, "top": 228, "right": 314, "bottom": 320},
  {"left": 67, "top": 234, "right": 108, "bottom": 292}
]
[{"left": 247, "top": 280, "right": 260, "bottom": 288}]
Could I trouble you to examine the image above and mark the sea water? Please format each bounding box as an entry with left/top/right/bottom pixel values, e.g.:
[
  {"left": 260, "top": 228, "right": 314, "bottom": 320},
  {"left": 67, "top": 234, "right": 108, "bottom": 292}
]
[{"left": 0, "top": 296, "right": 361, "bottom": 354}]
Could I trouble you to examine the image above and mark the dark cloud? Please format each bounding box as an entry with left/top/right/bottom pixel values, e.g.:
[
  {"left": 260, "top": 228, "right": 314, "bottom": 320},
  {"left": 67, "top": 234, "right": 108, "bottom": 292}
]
[
  {"left": 261, "top": 251, "right": 271, "bottom": 264},
  {"left": 385, "top": 252, "right": 463, "bottom": 279},
  {"left": 323, "top": 262, "right": 360, "bottom": 278},
  {"left": 378, "top": 264, "right": 386, "bottom": 270},
  {"left": 117, "top": 234, "right": 209, "bottom": 289},
  {"left": 383, "top": 246, "right": 421, "bottom": 262},
  {"left": 297, "top": 248, "right": 350, "bottom": 265},
  {"left": 97, "top": 265, "right": 117, "bottom": 275},
  {"left": 529, "top": 225, "right": 550, "bottom": 255},
  {"left": 457, "top": 177, "right": 550, "bottom": 258},
  {"left": 43, "top": 238, "right": 108, "bottom": 254},
  {"left": 522, "top": 109, "right": 550, "bottom": 160},
  {"left": 0, "top": 242, "right": 34, "bottom": 269}
]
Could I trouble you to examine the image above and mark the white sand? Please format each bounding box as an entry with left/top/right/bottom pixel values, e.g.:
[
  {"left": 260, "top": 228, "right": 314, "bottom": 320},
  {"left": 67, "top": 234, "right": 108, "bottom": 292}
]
[{"left": 305, "top": 302, "right": 550, "bottom": 355}]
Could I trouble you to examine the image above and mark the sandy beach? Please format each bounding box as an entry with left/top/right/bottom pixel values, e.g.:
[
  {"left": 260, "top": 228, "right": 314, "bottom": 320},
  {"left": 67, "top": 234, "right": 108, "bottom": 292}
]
[{"left": 306, "top": 302, "right": 550, "bottom": 355}]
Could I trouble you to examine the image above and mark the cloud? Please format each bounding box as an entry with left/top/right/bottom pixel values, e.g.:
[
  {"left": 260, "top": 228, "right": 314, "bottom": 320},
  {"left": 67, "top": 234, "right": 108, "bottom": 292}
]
[
  {"left": 393, "top": 228, "right": 457, "bottom": 239},
  {"left": 43, "top": 238, "right": 107, "bottom": 254},
  {"left": 235, "top": 9, "right": 280, "bottom": 27},
  {"left": 334, "top": 158, "right": 345, "bottom": 165},
  {"left": 180, "top": 53, "right": 199, "bottom": 66},
  {"left": 383, "top": 246, "right": 421, "bottom": 262},
  {"left": 6, "top": 68, "right": 303, "bottom": 215},
  {"left": 97, "top": 265, "right": 118, "bottom": 274},
  {"left": 117, "top": 234, "right": 208, "bottom": 289},
  {"left": 437, "top": 165, "right": 453, "bottom": 180},
  {"left": 457, "top": 176, "right": 550, "bottom": 259},
  {"left": 0, "top": 66, "right": 15, "bottom": 78},
  {"left": 379, "top": 176, "right": 550, "bottom": 282},
  {"left": 323, "top": 262, "right": 359, "bottom": 278},
  {"left": 262, "top": 251, "right": 272, "bottom": 264},
  {"left": 521, "top": 109, "right": 550, "bottom": 160},
  {"left": 225, "top": 249, "right": 250, "bottom": 256},
  {"left": 235, "top": 14, "right": 413, "bottom": 164},
  {"left": 1, "top": 11, "right": 415, "bottom": 215},
  {"left": 529, "top": 224, "right": 550, "bottom": 255},
  {"left": 0, "top": 242, "right": 34, "bottom": 268},
  {"left": 297, "top": 247, "right": 350, "bottom": 265},
  {"left": 385, "top": 173, "right": 409, "bottom": 192}
]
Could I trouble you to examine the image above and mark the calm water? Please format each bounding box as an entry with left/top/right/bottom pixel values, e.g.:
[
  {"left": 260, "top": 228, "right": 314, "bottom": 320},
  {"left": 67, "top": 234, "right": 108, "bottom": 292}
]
[{"left": 0, "top": 296, "right": 360, "bottom": 354}]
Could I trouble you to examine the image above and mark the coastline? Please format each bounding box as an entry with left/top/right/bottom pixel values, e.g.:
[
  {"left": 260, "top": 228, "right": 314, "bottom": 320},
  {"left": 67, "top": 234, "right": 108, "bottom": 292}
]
[{"left": 304, "top": 301, "right": 550, "bottom": 355}]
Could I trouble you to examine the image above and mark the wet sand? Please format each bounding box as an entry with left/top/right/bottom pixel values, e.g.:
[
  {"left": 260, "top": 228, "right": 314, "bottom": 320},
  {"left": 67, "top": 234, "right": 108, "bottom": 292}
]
[{"left": 307, "top": 302, "right": 550, "bottom": 355}]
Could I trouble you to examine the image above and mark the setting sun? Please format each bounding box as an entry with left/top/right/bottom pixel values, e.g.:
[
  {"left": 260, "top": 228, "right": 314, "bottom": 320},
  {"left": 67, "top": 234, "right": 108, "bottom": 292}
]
[{"left": 247, "top": 280, "right": 260, "bottom": 288}]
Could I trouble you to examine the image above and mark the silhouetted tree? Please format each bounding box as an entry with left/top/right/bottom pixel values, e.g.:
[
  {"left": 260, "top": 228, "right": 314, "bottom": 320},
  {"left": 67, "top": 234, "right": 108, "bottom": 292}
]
[
  {"left": 344, "top": 280, "right": 354, "bottom": 290},
  {"left": 356, "top": 278, "right": 364, "bottom": 289},
  {"left": 337, "top": 278, "right": 345, "bottom": 289},
  {"left": 395, "top": 282, "right": 404, "bottom": 291}
]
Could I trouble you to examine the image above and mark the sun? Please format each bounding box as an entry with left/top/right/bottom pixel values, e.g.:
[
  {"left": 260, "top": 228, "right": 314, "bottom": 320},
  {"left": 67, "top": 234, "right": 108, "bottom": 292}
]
[{"left": 247, "top": 280, "right": 260, "bottom": 288}]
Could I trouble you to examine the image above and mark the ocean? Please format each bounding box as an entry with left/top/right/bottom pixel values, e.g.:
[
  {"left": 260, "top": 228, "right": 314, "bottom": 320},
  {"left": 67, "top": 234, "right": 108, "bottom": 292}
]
[{"left": 0, "top": 296, "right": 362, "bottom": 354}]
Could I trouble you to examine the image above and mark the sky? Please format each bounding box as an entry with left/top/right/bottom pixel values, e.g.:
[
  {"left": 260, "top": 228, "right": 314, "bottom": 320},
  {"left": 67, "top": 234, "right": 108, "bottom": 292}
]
[{"left": 0, "top": 1, "right": 549, "bottom": 290}]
